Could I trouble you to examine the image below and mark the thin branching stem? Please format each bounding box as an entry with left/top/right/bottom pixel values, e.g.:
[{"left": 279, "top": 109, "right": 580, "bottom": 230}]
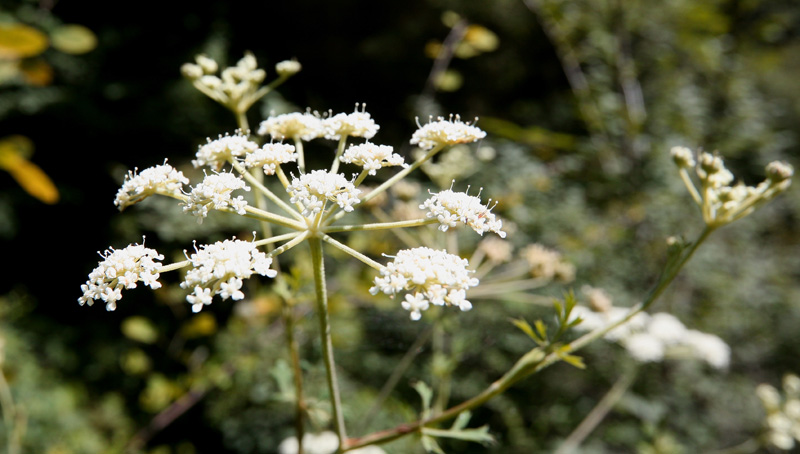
[
  {"left": 321, "top": 234, "right": 384, "bottom": 271},
  {"left": 323, "top": 218, "right": 436, "bottom": 233}
]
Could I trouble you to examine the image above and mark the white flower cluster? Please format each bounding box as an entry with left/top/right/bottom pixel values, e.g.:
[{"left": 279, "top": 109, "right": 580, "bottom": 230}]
[
  {"left": 257, "top": 111, "right": 325, "bottom": 141},
  {"left": 243, "top": 142, "right": 298, "bottom": 175},
  {"left": 277, "top": 431, "right": 385, "bottom": 454},
  {"left": 78, "top": 241, "right": 164, "bottom": 311},
  {"left": 670, "top": 146, "right": 793, "bottom": 227},
  {"left": 287, "top": 170, "right": 361, "bottom": 217},
  {"left": 194, "top": 132, "right": 260, "bottom": 170},
  {"left": 340, "top": 142, "right": 406, "bottom": 175},
  {"left": 182, "top": 172, "right": 250, "bottom": 222},
  {"left": 370, "top": 247, "right": 479, "bottom": 320},
  {"left": 420, "top": 186, "right": 506, "bottom": 237},
  {"left": 410, "top": 114, "right": 486, "bottom": 151},
  {"left": 114, "top": 162, "right": 189, "bottom": 210},
  {"left": 322, "top": 105, "right": 379, "bottom": 140},
  {"left": 572, "top": 305, "right": 730, "bottom": 369},
  {"left": 757, "top": 373, "right": 800, "bottom": 450},
  {"left": 181, "top": 238, "right": 277, "bottom": 313},
  {"left": 520, "top": 243, "right": 575, "bottom": 282}
]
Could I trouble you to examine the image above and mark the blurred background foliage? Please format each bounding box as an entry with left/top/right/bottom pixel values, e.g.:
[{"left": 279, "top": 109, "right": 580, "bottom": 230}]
[{"left": 0, "top": 0, "right": 798, "bottom": 452}]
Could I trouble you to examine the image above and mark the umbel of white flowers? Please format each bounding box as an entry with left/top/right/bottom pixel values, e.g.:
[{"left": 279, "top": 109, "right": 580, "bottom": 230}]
[
  {"left": 670, "top": 146, "right": 793, "bottom": 229},
  {"left": 80, "top": 95, "right": 502, "bottom": 321}
]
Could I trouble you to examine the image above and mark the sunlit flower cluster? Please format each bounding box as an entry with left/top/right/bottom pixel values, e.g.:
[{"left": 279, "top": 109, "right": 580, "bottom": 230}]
[
  {"left": 78, "top": 241, "right": 164, "bottom": 311},
  {"left": 243, "top": 142, "right": 298, "bottom": 175},
  {"left": 370, "top": 247, "right": 479, "bottom": 320},
  {"left": 671, "top": 146, "right": 793, "bottom": 228},
  {"left": 181, "top": 237, "right": 277, "bottom": 313},
  {"left": 410, "top": 114, "right": 486, "bottom": 150},
  {"left": 757, "top": 373, "right": 800, "bottom": 450},
  {"left": 340, "top": 142, "right": 406, "bottom": 175},
  {"left": 572, "top": 299, "right": 730, "bottom": 369},
  {"left": 287, "top": 170, "right": 361, "bottom": 217},
  {"left": 420, "top": 185, "right": 506, "bottom": 237},
  {"left": 194, "top": 131, "right": 260, "bottom": 170},
  {"left": 322, "top": 105, "right": 379, "bottom": 140},
  {"left": 257, "top": 111, "right": 325, "bottom": 141},
  {"left": 114, "top": 162, "right": 189, "bottom": 210},
  {"left": 182, "top": 172, "right": 250, "bottom": 222}
]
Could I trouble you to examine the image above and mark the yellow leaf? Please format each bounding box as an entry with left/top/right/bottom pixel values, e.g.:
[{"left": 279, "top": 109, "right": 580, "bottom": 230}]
[
  {"left": 0, "top": 23, "right": 49, "bottom": 60},
  {"left": 19, "top": 58, "right": 53, "bottom": 86},
  {"left": 0, "top": 135, "right": 59, "bottom": 204},
  {"left": 50, "top": 24, "right": 97, "bottom": 55}
]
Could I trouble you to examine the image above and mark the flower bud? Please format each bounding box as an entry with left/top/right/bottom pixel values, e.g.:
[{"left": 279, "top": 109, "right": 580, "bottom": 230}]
[
  {"left": 195, "top": 54, "right": 218, "bottom": 74},
  {"left": 276, "top": 59, "right": 302, "bottom": 77},
  {"left": 181, "top": 63, "right": 203, "bottom": 80}
]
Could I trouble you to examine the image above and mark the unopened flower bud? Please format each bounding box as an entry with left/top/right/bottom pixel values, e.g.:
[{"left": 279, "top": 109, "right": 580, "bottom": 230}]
[
  {"left": 276, "top": 59, "right": 302, "bottom": 77},
  {"left": 200, "top": 75, "right": 222, "bottom": 90},
  {"left": 195, "top": 54, "right": 218, "bottom": 74},
  {"left": 766, "top": 161, "right": 794, "bottom": 184},
  {"left": 670, "top": 146, "right": 695, "bottom": 168},
  {"left": 181, "top": 63, "right": 203, "bottom": 80}
]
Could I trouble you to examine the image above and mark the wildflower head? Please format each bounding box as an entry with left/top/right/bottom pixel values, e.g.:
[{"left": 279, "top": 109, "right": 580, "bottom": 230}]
[
  {"left": 410, "top": 114, "right": 486, "bottom": 151},
  {"left": 194, "top": 131, "right": 259, "bottom": 170},
  {"left": 420, "top": 183, "right": 506, "bottom": 237},
  {"left": 370, "top": 247, "right": 479, "bottom": 320},
  {"left": 340, "top": 142, "right": 407, "bottom": 175},
  {"left": 181, "top": 237, "right": 277, "bottom": 313},
  {"left": 257, "top": 111, "right": 325, "bottom": 141},
  {"left": 521, "top": 243, "right": 575, "bottom": 282},
  {"left": 670, "top": 146, "right": 695, "bottom": 168},
  {"left": 79, "top": 240, "right": 164, "bottom": 311},
  {"left": 287, "top": 170, "right": 361, "bottom": 217},
  {"left": 756, "top": 374, "right": 800, "bottom": 450},
  {"left": 114, "top": 161, "right": 189, "bottom": 210},
  {"left": 322, "top": 104, "right": 379, "bottom": 140},
  {"left": 182, "top": 171, "right": 250, "bottom": 223},
  {"left": 243, "top": 142, "right": 298, "bottom": 175}
]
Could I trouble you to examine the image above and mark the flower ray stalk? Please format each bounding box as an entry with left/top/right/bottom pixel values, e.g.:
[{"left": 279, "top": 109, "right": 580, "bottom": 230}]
[
  {"left": 231, "top": 160, "right": 306, "bottom": 222},
  {"left": 323, "top": 218, "right": 437, "bottom": 233},
  {"left": 321, "top": 234, "right": 384, "bottom": 271}
]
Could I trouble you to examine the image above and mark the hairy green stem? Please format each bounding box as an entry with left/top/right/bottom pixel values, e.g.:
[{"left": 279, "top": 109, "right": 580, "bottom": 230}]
[{"left": 308, "top": 237, "right": 347, "bottom": 446}]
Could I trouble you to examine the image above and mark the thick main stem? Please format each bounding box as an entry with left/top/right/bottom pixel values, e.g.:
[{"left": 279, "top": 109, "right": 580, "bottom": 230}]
[{"left": 308, "top": 237, "right": 347, "bottom": 446}]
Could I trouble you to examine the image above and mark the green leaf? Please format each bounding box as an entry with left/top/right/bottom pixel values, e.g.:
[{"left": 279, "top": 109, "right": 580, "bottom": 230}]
[
  {"left": 121, "top": 316, "right": 159, "bottom": 344},
  {"left": 413, "top": 381, "right": 434, "bottom": 418},
  {"left": 450, "top": 410, "right": 472, "bottom": 431},
  {"left": 423, "top": 426, "right": 496, "bottom": 445},
  {"left": 534, "top": 320, "right": 548, "bottom": 341},
  {"left": 421, "top": 433, "right": 445, "bottom": 454},
  {"left": 511, "top": 318, "right": 537, "bottom": 341}
]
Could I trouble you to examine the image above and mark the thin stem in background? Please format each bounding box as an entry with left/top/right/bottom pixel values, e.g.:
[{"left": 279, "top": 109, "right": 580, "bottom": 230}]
[{"left": 554, "top": 365, "right": 639, "bottom": 454}]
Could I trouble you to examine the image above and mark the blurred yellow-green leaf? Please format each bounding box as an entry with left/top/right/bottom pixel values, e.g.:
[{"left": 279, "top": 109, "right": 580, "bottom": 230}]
[
  {"left": 19, "top": 58, "right": 54, "bottom": 86},
  {"left": 434, "top": 69, "right": 462, "bottom": 92},
  {"left": 121, "top": 316, "right": 159, "bottom": 344},
  {"left": 0, "top": 23, "right": 49, "bottom": 59},
  {"left": 120, "top": 348, "right": 153, "bottom": 375},
  {"left": 0, "top": 135, "right": 59, "bottom": 204},
  {"left": 180, "top": 312, "right": 217, "bottom": 338},
  {"left": 50, "top": 24, "right": 97, "bottom": 55}
]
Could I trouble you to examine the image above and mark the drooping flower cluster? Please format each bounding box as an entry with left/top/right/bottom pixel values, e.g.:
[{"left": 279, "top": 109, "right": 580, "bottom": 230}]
[
  {"left": 194, "top": 131, "right": 260, "bottom": 170},
  {"left": 410, "top": 114, "right": 486, "bottom": 150},
  {"left": 243, "top": 142, "right": 298, "bottom": 175},
  {"left": 181, "top": 237, "right": 277, "bottom": 313},
  {"left": 287, "top": 170, "right": 361, "bottom": 217},
  {"left": 322, "top": 105, "right": 379, "bottom": 140},
  {"left": 340, "top": 142, "right": 406, "bottom": 175},
  {"left": 182, "top": 172, "right": 250, "bottom": 222},
  {"left": 370, "top": 247, "right": 479, "bottom": 320},
  {"left": 114, "top": 162, "right": 189, "bottom": 210},
  {"left": 257, "top": 111, "right": 325, "bottom": 141},
  {"left": 78, "top": 241, "right": 164, "bottom": 311},
  {"left": 572, "top": 293, "right": 730, "bottom": 369},
  {"left": 420, "top": 186, "right": 506, "bottom": 237},
  {"left": 756, "top": 373, "right": 800, "bottom": 450},
  {"left": 670, "top": 146, "right": 793, "bottom": 228}
]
